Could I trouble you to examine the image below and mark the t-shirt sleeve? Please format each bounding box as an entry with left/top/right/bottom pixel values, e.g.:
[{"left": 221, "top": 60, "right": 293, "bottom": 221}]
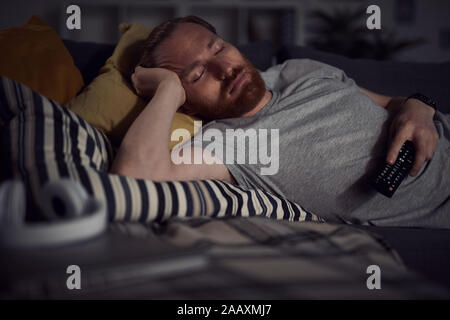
[
  {"left": 171, "top": 121, "right": 230, "bottom": 168},
  {"left": 171, "top": 121, "right": 258, "bottom": 187},
  {"left": 171, "top": 123, "right": 205, "bottom": 158}
]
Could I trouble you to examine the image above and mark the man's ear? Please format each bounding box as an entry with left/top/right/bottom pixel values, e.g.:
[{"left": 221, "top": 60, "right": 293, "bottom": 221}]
[{"left": 178, "top": 104, "right": 198, "bottom": 116}]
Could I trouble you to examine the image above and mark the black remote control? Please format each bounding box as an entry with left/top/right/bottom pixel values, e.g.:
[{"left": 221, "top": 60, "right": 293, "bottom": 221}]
[{"left": 371, "top": 140, "right": 415, "bottom": 198}]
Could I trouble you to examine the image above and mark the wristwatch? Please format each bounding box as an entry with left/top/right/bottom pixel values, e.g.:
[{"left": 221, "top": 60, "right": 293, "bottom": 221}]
[{"left": 405, "top": 93, "right": 438, "bottom": 113}]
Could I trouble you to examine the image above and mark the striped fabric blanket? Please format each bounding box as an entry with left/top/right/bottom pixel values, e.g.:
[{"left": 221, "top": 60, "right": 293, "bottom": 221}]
[{"left": 0, "top": 77, "right": 321, "bottom": 223}]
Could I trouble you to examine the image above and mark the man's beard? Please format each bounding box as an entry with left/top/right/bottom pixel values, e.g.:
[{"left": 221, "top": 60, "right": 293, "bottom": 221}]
[{"left": 187, "top": 56, "right": 267, "bottom": 120}]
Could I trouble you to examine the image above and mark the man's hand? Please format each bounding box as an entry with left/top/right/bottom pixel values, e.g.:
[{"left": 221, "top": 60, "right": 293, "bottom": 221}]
[
  {"left": 131, "top": 66, "right": 186, "bottom": 107},
  {"left": 112, "top": 66, "right": 234, "bottom": 183},
  {"left": 387, "top": 98, "right": 438, "bottom": 176}
]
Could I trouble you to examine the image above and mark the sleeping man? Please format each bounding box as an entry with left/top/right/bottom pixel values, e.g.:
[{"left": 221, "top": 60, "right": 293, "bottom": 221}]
[{"left": 110, "top": 16, "right": 450, "bottom": 229}]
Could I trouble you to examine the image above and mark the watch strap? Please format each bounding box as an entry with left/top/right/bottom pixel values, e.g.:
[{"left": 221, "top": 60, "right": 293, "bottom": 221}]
[{"left": 406, "top": 93, "right": 437, "bottom": 111}]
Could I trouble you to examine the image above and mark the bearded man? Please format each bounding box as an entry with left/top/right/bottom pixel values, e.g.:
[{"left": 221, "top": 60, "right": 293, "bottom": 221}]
[{"left": 110, "top": 16, "right": 450, "bottom": 228}]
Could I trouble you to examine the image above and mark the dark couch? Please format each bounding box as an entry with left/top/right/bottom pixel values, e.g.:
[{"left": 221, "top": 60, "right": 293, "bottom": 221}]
[{"left": 63, "top": 39, "right": 450, "bottom": 290}]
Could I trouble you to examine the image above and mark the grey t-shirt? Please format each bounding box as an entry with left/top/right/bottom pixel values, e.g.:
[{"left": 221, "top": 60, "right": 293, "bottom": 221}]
[{"left": 186, "top": 59, "right": 450, "bottom": 228}]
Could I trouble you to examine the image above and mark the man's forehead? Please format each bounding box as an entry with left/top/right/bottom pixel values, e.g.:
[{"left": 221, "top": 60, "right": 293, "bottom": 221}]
[{"left": 155, "top": 23, "right": 216, "bottom": 72}]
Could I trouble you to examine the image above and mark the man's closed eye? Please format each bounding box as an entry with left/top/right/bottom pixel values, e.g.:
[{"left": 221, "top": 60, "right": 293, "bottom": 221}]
[
  {"left": 193, "top": 68, "right": 205, "bottom": 83},
  {"left": 192, "top": 45, "right": 225, "bottom": 83}
]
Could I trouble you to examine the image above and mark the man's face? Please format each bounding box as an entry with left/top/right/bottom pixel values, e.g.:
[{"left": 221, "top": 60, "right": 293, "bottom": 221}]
[{"left": 153, "top": 23, "right": 266, "bottom": 119}]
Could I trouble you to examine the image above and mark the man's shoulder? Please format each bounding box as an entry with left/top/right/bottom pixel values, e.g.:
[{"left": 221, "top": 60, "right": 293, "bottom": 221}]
[
  {"left": 263, "top": 58, "right": 327, "bottom": 73},
  {"left": 261, "top": 58, "right": 346, "bottom": 92}
]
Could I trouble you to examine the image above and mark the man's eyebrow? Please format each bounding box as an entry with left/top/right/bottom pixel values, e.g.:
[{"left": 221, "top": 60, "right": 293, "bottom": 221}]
[
  {"left": 207, "top": 34, "right": 219, "bottom": 49},
  {"left": 183, "top": 35, "right": 219, "bottom": 78}
]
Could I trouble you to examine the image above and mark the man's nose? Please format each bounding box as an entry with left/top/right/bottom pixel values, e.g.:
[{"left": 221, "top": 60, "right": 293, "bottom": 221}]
[{"left": 209, "top": 59, "right": 233, "bottom": 80}]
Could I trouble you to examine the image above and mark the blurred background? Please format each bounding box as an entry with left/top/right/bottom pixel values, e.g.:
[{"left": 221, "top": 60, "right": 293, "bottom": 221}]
[{"left": 0, "top": 0, "right": 449, "bottom": 62}]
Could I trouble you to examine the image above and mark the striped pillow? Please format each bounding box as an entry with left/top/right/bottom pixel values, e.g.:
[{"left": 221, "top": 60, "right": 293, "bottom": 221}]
[{"left": 0, "top": 76, "right": 322, "bottom": 223}]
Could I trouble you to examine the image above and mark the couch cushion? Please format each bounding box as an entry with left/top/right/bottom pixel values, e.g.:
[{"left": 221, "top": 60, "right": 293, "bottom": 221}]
[
  {"left": 0, "top": 15, "right": 84, "bottom": 105},
  {"left": 278, "top": 46, "right": 450, "bottom": 114}
]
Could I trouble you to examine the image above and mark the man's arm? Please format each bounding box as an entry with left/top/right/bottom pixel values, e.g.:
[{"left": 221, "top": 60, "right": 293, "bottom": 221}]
[
  {"left": 360, "top": 87, "right": 438, "bottom": 176},
  {"left": 110, "top": 67, "right": 234, "bottom": 184},
  {"left": 359, "top": 87, "right": 404, "bottom": 111}
]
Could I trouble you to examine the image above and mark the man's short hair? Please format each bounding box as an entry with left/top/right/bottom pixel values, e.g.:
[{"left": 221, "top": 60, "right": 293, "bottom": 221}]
[{"left": 138, "top": 16, "right": 217, "bottom": 68}]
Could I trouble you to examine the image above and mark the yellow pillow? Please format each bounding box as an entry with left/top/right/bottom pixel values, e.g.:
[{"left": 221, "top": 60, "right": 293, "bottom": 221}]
[
  {"left": 0, "top": 15, "right": 84, "bottom": 105},
  {"left": 65, "top": 22, "right": 199, "bottom": 149}
]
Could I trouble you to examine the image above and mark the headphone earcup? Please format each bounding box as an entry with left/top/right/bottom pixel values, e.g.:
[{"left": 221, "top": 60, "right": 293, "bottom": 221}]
[
  {"left": 40, "top": 179, "right": 89, "bottom": 220},
  {"left": 0, "top": 179, "right": 107, "bottom": 248}
]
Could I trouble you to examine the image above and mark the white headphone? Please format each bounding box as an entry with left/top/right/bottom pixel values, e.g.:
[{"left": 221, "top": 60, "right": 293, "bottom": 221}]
[{"left": 0, "top": 179, "right": 107, "bottom": 248}]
